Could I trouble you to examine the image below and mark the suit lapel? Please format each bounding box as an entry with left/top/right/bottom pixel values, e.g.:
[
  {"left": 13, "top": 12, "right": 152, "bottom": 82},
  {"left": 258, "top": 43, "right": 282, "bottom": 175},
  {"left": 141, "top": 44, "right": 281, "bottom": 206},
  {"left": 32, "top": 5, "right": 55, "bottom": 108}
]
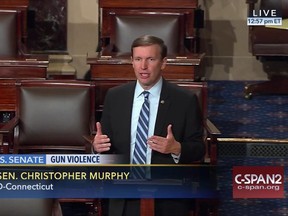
[
  {"left": 154, "top": 80, "right": 171, "bottom": 136},
  {"left": 119, "top": 82, "right": 136, "bottom": 157}
]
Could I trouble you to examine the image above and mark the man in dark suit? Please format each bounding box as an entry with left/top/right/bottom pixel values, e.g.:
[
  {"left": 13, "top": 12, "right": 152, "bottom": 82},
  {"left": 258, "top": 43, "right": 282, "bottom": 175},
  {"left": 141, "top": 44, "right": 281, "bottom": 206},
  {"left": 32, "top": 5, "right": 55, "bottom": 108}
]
[{"left": 92, "top": 35, "right": 205, "bottom": 216}]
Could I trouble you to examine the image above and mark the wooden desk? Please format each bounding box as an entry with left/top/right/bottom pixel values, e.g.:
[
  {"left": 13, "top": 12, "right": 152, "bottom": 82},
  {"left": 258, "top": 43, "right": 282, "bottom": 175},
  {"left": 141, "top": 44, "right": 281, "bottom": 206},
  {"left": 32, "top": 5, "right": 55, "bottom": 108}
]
[
  {"left": 88, "top": 52, "right": 204, "bottom": 80},
  {"left": 87, "top": 52, "right": 204, "bottom": 120},
  {"left": 0, "top": 56, "right": 48, "bottom": 113}
]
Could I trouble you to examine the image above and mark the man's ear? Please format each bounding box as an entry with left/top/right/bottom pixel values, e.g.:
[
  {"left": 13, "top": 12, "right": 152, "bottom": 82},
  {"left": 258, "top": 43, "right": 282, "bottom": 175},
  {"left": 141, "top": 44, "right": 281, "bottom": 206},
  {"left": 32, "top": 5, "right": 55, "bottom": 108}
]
[
  {"left": 131, "top": 56, "right": 135, "bottom": 68},
  {"left": 161, "top": 57, "right": 167, "bottom": 70}
]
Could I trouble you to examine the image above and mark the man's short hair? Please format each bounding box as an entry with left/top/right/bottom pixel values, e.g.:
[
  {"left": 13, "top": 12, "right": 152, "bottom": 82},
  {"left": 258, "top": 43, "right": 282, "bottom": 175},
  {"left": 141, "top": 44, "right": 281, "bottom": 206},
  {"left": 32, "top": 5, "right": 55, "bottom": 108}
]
[{"left": 131, "top": 35, "right": 167, "bottom": 59}]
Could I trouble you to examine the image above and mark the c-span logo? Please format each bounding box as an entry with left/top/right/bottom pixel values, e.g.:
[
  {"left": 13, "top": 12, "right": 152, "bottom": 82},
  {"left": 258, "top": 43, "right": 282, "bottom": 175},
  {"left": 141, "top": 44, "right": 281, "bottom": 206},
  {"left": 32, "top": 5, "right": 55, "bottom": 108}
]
[{"left": 233, "top": 166, "right": 284, "bottom": 198}]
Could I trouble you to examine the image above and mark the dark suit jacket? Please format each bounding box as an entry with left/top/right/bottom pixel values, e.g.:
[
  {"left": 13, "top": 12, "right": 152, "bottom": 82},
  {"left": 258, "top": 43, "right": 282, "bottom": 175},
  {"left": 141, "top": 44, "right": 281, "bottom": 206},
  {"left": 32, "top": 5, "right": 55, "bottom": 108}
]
[{"left": 101, "top": 79, "right": 205, "bottom": 164}]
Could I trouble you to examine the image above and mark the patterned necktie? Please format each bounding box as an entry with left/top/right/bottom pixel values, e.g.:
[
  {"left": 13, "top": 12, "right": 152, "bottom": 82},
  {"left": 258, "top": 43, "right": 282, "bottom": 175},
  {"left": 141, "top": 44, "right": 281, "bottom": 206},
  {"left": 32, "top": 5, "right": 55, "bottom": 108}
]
[{"left": 133, "top": 91, "right": 150, "bottom": 165}]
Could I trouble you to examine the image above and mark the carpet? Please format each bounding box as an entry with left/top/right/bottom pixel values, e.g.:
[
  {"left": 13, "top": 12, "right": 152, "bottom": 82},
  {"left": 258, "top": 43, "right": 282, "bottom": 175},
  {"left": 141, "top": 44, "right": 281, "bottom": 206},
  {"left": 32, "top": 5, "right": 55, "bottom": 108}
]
[{"left": 207, "top": 81, "right": 288, "bottom": 140}]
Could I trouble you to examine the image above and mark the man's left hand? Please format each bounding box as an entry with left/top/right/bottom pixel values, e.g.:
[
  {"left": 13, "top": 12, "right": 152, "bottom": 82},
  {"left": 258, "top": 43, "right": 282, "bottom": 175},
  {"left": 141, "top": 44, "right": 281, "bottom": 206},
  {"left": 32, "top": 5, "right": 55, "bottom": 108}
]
[{"left": 147, "top": 124, "right": 181, "bottom": 155}]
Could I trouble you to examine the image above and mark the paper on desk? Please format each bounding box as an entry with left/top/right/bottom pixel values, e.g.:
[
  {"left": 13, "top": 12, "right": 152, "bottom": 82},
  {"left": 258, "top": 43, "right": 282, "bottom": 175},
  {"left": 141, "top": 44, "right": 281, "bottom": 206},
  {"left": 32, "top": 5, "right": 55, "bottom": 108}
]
[{"left": 265, "top": 19, "right": 288, "bottom": 30}]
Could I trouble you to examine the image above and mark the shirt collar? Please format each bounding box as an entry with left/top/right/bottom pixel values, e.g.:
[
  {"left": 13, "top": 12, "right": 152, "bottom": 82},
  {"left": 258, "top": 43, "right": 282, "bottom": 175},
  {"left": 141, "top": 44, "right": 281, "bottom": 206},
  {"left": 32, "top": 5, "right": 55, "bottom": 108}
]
[{"left": 135, "top": 77, "right": 163, "bottom": 98}]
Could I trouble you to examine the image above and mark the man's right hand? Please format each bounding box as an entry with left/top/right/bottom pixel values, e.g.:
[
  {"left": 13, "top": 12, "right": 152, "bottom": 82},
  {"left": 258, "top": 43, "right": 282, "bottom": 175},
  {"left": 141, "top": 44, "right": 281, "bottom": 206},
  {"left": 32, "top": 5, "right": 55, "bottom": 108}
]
[{"left": 92, "top": 122, "right": 111, "bottom": 153}]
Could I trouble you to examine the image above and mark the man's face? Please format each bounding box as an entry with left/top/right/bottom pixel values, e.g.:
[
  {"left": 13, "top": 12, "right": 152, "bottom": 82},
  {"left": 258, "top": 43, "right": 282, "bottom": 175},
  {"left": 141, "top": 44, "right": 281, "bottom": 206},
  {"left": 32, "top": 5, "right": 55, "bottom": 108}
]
[{"left": 131, "top": 44, "right": 167, "bottom": 90}]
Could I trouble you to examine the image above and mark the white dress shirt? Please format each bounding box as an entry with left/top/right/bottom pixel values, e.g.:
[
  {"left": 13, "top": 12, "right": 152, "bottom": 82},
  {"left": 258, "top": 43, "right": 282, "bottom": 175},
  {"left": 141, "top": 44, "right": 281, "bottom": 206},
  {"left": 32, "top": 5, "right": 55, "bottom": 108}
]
[{"left": 130, "top": 78, "right": 162, "bottom": 164}]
